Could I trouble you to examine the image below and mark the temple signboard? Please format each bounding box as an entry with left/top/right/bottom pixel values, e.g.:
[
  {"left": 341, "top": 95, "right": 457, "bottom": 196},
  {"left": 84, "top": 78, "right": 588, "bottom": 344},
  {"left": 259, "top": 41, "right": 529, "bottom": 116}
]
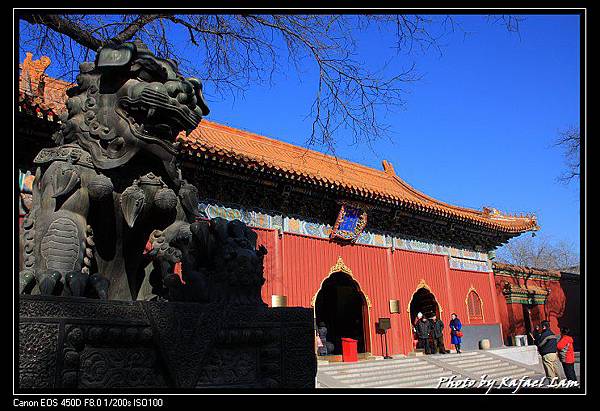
[{"left": 330, "top": 202, "right": 368, "bottom": 242}]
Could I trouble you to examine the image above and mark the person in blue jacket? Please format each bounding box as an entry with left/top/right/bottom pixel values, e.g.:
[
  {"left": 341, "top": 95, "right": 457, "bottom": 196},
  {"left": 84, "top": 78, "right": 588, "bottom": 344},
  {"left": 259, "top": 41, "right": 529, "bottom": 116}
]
[{"left": 449, "top": 313, "right": 462, "bottom": 353}]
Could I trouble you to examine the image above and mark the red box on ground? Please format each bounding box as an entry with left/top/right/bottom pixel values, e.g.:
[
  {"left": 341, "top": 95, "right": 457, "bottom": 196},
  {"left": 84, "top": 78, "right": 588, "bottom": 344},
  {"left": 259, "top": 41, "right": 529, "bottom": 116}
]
[{"left": 341, "top": 338, "right": 358, "bottom": 362}]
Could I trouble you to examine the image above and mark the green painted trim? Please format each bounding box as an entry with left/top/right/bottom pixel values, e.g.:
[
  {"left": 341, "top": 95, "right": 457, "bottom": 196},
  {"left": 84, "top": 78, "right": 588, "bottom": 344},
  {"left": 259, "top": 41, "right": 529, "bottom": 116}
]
[{"left": 504, "top": 296, "right": 546, "bottom": 305}]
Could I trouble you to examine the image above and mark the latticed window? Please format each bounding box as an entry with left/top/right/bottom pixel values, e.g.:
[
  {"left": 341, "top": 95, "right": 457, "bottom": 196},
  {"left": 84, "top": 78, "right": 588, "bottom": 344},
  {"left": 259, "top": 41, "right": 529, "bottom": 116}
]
[{"left": 467, "top": 290, "right": 483, "bottom": 322}]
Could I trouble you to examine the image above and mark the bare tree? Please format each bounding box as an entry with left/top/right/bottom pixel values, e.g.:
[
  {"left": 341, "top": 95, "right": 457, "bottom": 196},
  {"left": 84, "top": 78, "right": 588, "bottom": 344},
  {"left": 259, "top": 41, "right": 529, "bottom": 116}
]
[
  {"left": 555, "top": 126, "right": 581, "bottom": 184},
  {"left": 18, "top": 13, "right": 521, "bottom": 152},
  {"left": 495, "top": 234, "right": 579, "bottom": 270}
]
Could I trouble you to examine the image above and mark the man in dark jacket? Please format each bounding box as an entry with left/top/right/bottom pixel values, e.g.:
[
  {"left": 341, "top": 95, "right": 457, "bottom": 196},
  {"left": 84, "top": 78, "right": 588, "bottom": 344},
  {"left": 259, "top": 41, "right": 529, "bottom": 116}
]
[
  {"left": 535, "top": 320, "right": 559, "bottom": 378},
  {"left": 415, "top": 316, "right": 432, "bottom": 354},
  {"left": 430, "top": 315, "right": 446, "bottom": 354},
  {"left": 530, "top": 324, "right": 541, "bottom": 346}
]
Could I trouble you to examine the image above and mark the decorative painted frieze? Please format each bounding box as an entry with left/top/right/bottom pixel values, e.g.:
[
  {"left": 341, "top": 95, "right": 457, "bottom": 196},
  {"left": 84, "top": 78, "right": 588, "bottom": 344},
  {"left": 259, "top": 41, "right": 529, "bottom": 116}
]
[
  {"left": 449, "top": 257, "right": 492, "bottom": 273},
  {"left": 202, "top": 203, "right": 284, "bottom": 230},
  {"left": 199, "top": 202, "right": 492, "bottom": 272},
  {"left": 501, "top": 283, "right": 549, "bottom": 305}
]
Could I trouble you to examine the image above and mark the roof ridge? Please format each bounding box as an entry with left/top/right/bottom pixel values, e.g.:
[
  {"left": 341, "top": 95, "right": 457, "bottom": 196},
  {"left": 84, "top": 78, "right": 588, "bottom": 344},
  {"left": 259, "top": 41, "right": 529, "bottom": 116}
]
[
  {"left": 389, "top": 174, "right": 515, "bottom": 218},
  {"left": 199, "top": 121, "right": 533, "bottom": 220},
  {"left": 192, "top": 122, "right": 538, "bottom": 226},
  {"left": 493, "top": 261, "right": 561, "bottom": 274},
  {"left": 18, "top": 56, "right": 539, "bottom": 235},
  {"left": 201, "top": 120, "right": 400, "bottom": 180}
]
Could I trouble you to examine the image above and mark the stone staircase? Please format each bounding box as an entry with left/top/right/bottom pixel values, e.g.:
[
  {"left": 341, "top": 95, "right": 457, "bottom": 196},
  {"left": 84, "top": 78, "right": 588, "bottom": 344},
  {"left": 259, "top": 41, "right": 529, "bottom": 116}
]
[
  {"left": 317, "top": 357, "right": 463, "bottom": 388},
  {"left": 429, "top": 351, "right": 544, "bottom": 380},
  {"left": 317, "top": 350, "right": 545, "bottom": 389}
]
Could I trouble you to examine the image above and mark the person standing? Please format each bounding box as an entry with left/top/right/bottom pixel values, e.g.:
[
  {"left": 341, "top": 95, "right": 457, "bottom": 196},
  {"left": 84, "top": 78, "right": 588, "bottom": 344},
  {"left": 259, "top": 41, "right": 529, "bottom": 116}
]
[
  {"left": 557, "top": 327, "right": 577, "bottom": 382},
  {"left": 415, "top": 316, "right": 432, "bottom": 354},
  {"left": 529, "top": 324, "right": 541, "bottom": 346},
  {"left": 317, "top": 322, "right": 335, "bottom": 355},
  {"left": 315, "top": 323, "right": 326, "bottom": 356},
  {"left": 430, "top": 315, "right": 446, "bottom": 354},
  {"left": 535, "top": 320, "right": 559, "bottom": 379},
  {"left": 449, "top": 313, "right": 462, "bottom": 354},
  {"left": 412, "top": 312, "right": 423, "bottom": 351}
]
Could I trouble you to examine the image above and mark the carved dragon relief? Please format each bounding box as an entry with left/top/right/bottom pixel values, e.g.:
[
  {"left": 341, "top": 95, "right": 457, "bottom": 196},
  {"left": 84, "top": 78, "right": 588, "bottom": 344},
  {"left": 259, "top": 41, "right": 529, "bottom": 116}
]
[{"left": 20, "top": 40, "right": 266, "bottom": 305}]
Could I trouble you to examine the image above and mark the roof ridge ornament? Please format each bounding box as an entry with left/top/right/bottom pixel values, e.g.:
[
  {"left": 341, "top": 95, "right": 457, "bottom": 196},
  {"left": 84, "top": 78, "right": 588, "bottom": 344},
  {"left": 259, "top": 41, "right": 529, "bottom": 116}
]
[
  {"left": 381, "top": 159, "right": 396, "bottom": 176},
  {"left": 483, "top": 206, "right": 538, "bottom": 223}
]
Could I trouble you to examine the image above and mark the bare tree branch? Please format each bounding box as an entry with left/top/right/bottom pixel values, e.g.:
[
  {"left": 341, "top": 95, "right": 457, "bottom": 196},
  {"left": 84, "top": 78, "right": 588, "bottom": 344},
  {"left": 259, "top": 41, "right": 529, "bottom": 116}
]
[
  {"left": 18, "top": 14, "right": 521, "bottom": 153},
  {"left": 495, "top": 234, "right": 579, "bottom": 270},
  {"left": 21, "top": 14, "right": 104, "bottom": 50},
  {"left": 109, "top": 14, "right": 163, "bottom": 45},
  {"left": 555, "top": 126, "right": 580, "bottom": 184}
]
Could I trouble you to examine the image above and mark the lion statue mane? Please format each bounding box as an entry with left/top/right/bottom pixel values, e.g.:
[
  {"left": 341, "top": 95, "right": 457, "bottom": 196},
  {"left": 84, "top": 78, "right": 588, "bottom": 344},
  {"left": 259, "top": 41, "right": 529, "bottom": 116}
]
[{"left": 20, "top": 40, "right": 266, "bottom": 305}]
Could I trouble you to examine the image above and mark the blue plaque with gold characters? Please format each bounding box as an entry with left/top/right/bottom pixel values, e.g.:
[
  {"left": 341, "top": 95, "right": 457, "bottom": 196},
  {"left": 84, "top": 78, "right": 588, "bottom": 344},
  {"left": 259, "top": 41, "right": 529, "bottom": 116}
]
[{"left": 330, "top": 202, "right": 368, "bottom": 242}]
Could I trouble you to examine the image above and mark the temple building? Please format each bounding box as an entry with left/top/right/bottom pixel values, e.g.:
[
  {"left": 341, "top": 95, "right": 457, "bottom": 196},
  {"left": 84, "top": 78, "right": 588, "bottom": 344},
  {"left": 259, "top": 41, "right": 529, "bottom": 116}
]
[{"left": 17, "top": 54, "right": 579, "bottom": 358}]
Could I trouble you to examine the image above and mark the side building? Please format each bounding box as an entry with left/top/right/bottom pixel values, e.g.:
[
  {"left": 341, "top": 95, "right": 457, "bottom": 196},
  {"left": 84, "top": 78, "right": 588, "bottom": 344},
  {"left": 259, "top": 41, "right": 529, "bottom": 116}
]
[
  {"left": 18, "top": 54, "right": 544, "bottom": 357},
  {"left": 492, "top": 262, "right": 581, "bottom": 351}
]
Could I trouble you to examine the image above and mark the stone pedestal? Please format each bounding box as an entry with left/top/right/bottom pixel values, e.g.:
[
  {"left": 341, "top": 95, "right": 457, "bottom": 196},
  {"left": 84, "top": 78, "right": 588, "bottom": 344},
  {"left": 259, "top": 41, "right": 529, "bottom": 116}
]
[{"left": 18, "top": 295, "right": 317, "bottom": 390}]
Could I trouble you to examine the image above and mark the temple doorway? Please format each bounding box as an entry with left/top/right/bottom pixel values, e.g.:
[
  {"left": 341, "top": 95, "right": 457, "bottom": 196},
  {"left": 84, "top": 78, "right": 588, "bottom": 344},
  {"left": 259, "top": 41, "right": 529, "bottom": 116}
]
[
  {"left": 523, "top": 305, "right": 534, "bottom": 344},
  {"left": 409, "top": 287, "right": 440, "bottom": 325},
  {"left": 314, "top": 271, "right": 369, "bottom": 355}
]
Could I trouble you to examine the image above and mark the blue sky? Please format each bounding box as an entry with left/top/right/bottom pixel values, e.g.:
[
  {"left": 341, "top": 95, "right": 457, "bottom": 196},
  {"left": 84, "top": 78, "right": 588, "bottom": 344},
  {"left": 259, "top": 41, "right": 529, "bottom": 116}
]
[
  {"left": 20, "top": 14, "right": 581, "bottom": 251},
  {"left": 204, "top": 15, "right": 581, "bottom": 250}
]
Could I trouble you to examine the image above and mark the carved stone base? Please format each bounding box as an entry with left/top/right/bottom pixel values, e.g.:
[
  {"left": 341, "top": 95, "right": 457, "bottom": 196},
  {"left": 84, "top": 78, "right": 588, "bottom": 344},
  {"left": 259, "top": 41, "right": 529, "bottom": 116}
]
[{"left": 18, "top": 295, "right": 317, "bottom": 390}]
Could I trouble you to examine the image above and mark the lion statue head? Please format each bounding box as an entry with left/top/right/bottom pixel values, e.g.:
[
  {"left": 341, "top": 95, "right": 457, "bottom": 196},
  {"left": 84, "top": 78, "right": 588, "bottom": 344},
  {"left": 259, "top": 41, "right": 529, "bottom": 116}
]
[{"left": 55, "top": 39, "right": 209, "bottom": 170}]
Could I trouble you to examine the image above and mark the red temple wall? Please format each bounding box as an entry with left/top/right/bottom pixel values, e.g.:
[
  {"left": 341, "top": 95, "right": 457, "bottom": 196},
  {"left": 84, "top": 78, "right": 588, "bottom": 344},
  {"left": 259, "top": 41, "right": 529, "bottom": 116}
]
[
  {"left": 390, "top": 249, "right": 453, "bottom": 354},
  {"left": 494, "top": 278, "right": 526, "bottom": 343},
  {"left": 545, "top": 280, "right": 567, "bottom": 334},
  {"left": 493, "top": 273, "right": 577, "bottom": 345},
  {"left": 254, "top": 227, "right": 501, "bottom": 356},
  {"left": 448, "top": 269, "right": 501, "bottom": 328},
  {"left": 558, "top": 277, "right": 581, "bottom": 349},
  {"left": 279, "top": 232, "right": 392, "bottom": 354}
]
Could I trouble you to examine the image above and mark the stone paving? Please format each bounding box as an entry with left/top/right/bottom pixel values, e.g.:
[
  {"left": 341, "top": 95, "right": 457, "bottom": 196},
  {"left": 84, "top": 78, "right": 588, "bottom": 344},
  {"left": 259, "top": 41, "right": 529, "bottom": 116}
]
[{"left": 316, "top": 349, "right": 580, "bottom": 389}]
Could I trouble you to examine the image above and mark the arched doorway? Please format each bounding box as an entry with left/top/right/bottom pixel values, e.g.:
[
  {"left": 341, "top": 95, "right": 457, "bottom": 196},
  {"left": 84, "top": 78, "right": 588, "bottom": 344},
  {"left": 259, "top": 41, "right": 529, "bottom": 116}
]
[
  {"left": 314, "top": 271, "right": 369, "bottom": 355},
  {"left": 409, "top": 287, "right": 441, "bottom": 325}
]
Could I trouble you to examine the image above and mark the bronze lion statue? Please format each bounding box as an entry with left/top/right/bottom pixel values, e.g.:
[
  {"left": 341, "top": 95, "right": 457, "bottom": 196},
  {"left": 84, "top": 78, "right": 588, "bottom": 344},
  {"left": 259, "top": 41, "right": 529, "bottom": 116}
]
[{"left": 20, "top": 40, "right": 266, "bottom": 305}]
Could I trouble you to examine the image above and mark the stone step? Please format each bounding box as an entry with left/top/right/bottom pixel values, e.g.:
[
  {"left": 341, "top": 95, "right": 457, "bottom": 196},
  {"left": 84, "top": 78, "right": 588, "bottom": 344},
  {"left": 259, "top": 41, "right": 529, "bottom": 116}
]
[
  {"left": 354, "top": 372, "right": 453, "bottom": 388},
  {"left": 333, "top": 364, "right": 448, "bottom": 383},
  {"left": 318, "top": 350, "right": 547, "bottom": 389},
  {"left": 317, "top": 352, "right": 376, "bottom": 363},
  {"left": 322, "top": 360, "right": 429, "bottom": 372},
  {"left": 392, "top": 379, "right": 451, "bottom": 389},
  {"left": 462, "top": 361, "right": 510, "bottom": 372},
  {"left": 354, "top": 370, "right": 454, "bottom": 388},
  {"left": 486, "top": 367, "right": 539, "bottom": 379},
  {"left": 323, "top": 367, "right": 439, "bottom": 382},
  {"left": 378, "top": 382, "right": 441, "bottom": 389},
  {"left": 435, "top": 355, "right": 498, "bottom": 364},
  {"left": 322, "top": 358, "right": 419, "bottom": 367},
  {"left": 324, "top": 364, "right": 437, "bottom": 380},
  {"left": 441, "top": 357, "right": 499, "bottom": 367},
  {"left": 437, "top": 351, "right": 480, "bottom": 358},
  {"left": 322, "top": 358, "right": 422, "bottom": 373},
  {"left": 407, "top": 349, "right": 426, "bottom": 356},
  {"left": 436, "top": 352, "right": 487, "bottom": 361},
  {"left": 471, "top": 364, "right": 521, "bottom": 376},
  {"left": 323, "top": 356, "right": 418, "bottom": 366}
]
